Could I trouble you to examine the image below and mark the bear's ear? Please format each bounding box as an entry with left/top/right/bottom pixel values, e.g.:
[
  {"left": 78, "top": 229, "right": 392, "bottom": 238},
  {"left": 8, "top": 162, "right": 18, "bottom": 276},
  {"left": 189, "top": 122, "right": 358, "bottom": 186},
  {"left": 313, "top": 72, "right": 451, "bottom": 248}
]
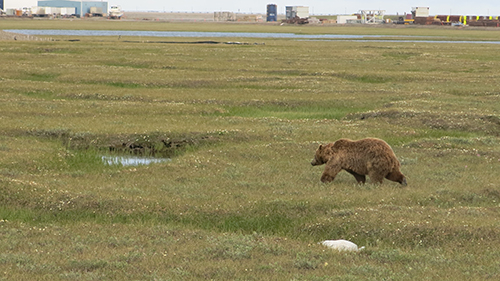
[{"left": 319, "top": 144, "right": 323, "bottom": 150}]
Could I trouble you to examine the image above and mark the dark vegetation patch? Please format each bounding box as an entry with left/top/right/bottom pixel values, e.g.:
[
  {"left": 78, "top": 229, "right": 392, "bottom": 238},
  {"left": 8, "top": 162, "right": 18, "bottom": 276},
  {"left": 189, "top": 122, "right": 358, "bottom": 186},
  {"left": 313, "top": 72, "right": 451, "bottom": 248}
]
[
  {"left": 382, "top": 51, "right": 422, "bottom": 59},
  {"left": 66, "top": 259, "right": 108, "bottom": 272},
  {"left": 34, "top": 47, "right": 79, "bottom": 54},
  {"left": 265, "top": 70, "right": 309, "bottom": 76},
  {"left": 103, "top": 62, "right": 152, "bottom": 69},
  {"left": 333, "top": 72, "right": 392, "bottom": 83},
  {"left": 481, "top": 115, "right": 500, "bottom": 126},
  {"left": 82, "top": 79, "right": 215, "bottom": 89},
  {"left": 345, "top": 110, "right": 500, "bottom": 136},
  {"left": 104, "top": 81, "right": 147, "bottom": 88},
  {"left": 63, "top": 92, "right": 145, "bottom": 101},
  {"left": 448, "top": 90, "right": 500, "bottom": 97},
  {"left": 23, "top": 129, "right": 227, "bottom": 158},
  {"left": 81, "top": 80, "right": 160, "bottom": 89},
  {"left": 404, "top": 136, "right": 500, "bottom": 150},
  {"left": 169, "top": 79, "right": 216, "bottom": 89},
  {"left": 23, "top": 72, "right": 60, "bottom": 82},
  {"left": 327, "top": 71, "right": 418, "bottom": 83},
  {"left": 261, "top": 70, "right": 414, "bottom": 83}
]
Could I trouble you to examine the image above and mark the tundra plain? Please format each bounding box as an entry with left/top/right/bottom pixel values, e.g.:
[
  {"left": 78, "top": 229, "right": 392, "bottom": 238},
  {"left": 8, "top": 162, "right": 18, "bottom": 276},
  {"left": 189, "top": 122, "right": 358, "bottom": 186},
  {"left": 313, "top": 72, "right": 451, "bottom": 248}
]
[{"left": 0, "top": 19, "right": 499, "bottom": 280}]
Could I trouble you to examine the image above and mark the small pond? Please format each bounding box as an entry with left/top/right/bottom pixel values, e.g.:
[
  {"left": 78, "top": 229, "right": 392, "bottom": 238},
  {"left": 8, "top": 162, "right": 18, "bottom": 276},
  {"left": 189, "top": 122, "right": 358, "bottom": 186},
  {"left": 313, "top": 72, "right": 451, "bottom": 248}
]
[{"left": 102, "top": 155, "right": 171, "bottom": 166}]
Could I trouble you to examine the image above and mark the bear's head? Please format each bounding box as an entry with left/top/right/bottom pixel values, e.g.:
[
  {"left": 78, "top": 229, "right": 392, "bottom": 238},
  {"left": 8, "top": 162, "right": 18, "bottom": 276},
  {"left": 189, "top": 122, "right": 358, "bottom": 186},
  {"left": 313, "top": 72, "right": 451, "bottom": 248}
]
[{"left": 311, "top": 143, "right": 334, "bottom": 166}]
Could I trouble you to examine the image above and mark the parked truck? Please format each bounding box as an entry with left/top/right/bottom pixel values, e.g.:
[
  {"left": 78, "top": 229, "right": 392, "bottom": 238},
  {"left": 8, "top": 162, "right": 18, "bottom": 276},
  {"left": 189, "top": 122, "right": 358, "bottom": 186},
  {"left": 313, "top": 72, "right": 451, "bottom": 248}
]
[
  {"left": 88, "top": 6, "right": 103, "bottom": 17},
  {"left": 108, "top": 5, "right": 123, "bottom": 19}
]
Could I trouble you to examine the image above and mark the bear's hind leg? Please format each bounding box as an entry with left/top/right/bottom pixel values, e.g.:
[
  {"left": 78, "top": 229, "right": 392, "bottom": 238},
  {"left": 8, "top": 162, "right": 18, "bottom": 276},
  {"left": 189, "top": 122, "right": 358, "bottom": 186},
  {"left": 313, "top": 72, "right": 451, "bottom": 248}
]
[{"left": 345, "top": 169, "right": 366, "bottom": 184}]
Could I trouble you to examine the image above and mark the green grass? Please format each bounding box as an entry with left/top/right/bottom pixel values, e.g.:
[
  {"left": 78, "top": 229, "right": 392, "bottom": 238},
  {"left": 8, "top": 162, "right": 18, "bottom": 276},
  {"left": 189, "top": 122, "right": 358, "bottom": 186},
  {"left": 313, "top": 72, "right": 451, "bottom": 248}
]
[
  {"left": 1, "top": 19, "right": 499, "bottom": 280},
  {"left": 211, "top": 102, "right": 368, "bottom": 120}
]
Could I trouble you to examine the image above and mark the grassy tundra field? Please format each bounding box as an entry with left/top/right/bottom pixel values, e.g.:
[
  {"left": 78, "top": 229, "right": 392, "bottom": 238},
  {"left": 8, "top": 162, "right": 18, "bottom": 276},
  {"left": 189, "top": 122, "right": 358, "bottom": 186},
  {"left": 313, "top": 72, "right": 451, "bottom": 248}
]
[{"left": 1, "top": 19, "right": 499, "bottom": 280}]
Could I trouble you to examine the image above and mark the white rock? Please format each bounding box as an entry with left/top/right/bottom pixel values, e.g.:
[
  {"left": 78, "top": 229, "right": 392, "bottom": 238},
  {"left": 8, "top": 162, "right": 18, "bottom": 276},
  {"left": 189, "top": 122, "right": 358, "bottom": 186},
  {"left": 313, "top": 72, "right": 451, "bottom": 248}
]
[{"left": 320, "top": 240, "right": 365, "bottom": 252}]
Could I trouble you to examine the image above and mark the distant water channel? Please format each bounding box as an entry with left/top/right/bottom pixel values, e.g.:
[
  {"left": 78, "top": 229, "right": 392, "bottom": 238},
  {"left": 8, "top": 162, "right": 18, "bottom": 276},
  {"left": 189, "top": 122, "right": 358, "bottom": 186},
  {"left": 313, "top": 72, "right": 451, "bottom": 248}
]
[
  {"left": 102, "top": 155, "right": 171, "bottom": 166},
  {"left": 6, "top": 29, "right": 500, "bottom": 44}
]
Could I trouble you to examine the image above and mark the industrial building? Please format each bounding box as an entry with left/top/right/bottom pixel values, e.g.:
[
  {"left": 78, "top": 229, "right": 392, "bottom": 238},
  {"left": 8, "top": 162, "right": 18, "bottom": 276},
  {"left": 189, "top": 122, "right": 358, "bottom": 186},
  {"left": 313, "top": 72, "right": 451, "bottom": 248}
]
[
  {"left": 408, "top": 7, "right": 499, "bottom": 26},
  {"left": 282, "top": 6, "right": 309, "bottom": 24},
  {"left": 37, "top": 1, "right": 108, "bottom": 17},
  {"left": 285, "top": 6, "right": 309, "bottom": 20},
  {"left": 266, "top": 4, "right": 277, "bottom": 22},
  {"left": 359, "top": 10, "right": 385, "bottom": 24}
]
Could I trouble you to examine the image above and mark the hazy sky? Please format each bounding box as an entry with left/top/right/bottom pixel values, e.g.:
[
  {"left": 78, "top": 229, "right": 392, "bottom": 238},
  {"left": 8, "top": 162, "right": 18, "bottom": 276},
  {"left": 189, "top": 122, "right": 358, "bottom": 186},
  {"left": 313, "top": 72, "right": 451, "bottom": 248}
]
[{"left": 6, "top": 0, "right": 500, "bottom": 16}]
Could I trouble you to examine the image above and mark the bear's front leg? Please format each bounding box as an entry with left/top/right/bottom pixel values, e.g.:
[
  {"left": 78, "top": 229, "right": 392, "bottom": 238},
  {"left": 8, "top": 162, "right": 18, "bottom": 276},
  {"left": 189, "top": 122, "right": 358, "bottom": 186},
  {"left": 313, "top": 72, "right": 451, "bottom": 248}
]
[
  {"left": 321, "top": 173, "right": 335, "bottom": 183},
  {"left": 321, "top": 163, "right": 342, "bottom": 183}
]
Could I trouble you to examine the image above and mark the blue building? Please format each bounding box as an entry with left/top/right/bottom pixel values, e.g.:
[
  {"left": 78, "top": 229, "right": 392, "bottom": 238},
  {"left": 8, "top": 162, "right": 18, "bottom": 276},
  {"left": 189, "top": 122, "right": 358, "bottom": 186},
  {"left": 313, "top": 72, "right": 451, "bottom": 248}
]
[{"left": 37, "top": 1, "right": 108, "bottom": 17}]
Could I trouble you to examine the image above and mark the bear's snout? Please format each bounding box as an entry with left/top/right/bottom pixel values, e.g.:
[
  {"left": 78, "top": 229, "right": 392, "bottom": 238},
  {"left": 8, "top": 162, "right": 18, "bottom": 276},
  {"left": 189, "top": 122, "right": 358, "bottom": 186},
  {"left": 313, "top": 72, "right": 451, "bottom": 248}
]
[{"left": 401, "top": 177, "right": 408, "bottom": 186}]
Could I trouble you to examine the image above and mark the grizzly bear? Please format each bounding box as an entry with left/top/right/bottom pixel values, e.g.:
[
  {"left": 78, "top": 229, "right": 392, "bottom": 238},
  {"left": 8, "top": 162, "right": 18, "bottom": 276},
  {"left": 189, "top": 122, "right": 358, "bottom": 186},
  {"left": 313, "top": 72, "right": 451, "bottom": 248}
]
[{"left": 311, "top": 138, "right": 407, "bottom": 185}]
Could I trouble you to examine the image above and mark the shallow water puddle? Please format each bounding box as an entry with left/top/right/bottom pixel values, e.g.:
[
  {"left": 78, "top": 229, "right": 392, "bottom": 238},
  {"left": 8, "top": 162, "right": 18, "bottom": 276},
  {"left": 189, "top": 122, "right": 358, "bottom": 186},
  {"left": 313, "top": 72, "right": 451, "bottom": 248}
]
[{"left": 102, "top": 155, "right": 171, "bottom": 166}]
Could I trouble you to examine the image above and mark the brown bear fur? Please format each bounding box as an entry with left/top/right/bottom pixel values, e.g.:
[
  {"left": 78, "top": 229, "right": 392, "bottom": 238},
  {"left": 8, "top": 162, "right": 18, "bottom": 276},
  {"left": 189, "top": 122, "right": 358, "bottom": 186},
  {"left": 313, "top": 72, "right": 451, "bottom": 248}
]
[{"left": 311, "top": 138, "right": 407, "bottom": 185}]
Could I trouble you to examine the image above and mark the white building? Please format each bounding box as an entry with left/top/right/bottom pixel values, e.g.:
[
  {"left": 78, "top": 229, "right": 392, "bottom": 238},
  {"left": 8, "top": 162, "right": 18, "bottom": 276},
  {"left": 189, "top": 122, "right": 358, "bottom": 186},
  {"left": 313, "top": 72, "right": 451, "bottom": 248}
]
[
  {"left": 2, "top": 0, "right": 37, "bottom": 10},
  {"left": 412, "top": 7, "right": 430, "bottom": 18}
]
